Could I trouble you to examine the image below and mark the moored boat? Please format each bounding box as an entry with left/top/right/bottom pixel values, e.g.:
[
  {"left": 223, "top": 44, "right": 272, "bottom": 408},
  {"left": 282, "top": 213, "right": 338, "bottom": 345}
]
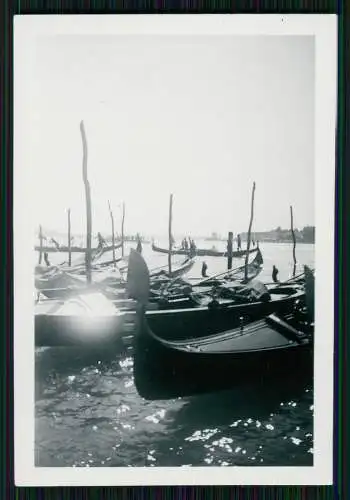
[
  {"left": 35, "top": 292, "right": 131, "bottom": 347},
  {"left": 127, "top": 250, "right": 306, "bottom": 338},
  {"left": 35, "top": 256, "right": 195, "bottom": 301},
  {"left": 148, "top": 247, "right": 264, "bottom": 308},
  {"left": 133, "top": 309, "right": 313, "bottom": 400},
  {"left": 127, "top": 250, "right": 314, "bottom": 400},
  {"left": 151, "top": 242, "right": 259, "bottom": 258},
  {"left": 190, "top": 247, "right": 263, "bottom": 287}
]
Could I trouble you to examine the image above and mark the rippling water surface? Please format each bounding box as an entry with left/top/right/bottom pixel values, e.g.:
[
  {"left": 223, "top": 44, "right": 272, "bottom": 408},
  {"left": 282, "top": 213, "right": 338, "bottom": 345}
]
[{"left": 35, "top": 241, "right": 314, "bottom": 467}]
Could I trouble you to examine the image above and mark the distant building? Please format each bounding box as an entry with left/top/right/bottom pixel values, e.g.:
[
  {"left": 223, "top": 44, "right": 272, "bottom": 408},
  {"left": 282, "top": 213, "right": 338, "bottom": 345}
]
[{"left": 241, "top": 226, "right": 315, "bottom": 244}]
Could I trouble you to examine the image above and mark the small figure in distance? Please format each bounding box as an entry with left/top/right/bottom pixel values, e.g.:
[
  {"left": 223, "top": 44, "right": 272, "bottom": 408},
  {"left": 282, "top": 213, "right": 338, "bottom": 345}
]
[
  {"left": 189, "top": 238, "right": 196, "bottom": 258},
  {"left": 237, "top": 233, "right": 242, "bottom": 251},
  {"left": 201, "top": 261, "right": 208, "bottom": 278},
  {"left": 136, "top": 235, "right": 143, "bottom": 254},
  {"left": 272, "top": 265, "right": 279, "bottom": 283},
  {"left": 44, "top": 252, "right": 50, "bottom": 267}
]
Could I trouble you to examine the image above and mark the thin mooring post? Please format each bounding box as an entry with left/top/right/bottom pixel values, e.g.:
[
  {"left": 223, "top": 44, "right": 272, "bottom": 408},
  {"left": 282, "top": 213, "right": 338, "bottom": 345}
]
[
  {"left": 108, "top": 200, "right": 116, "bottom": 266},
  {"left": 38, "top": 225, "right": 43, "bottom": 265},
  {"left": 290, "top": 205, "right": 297, "bottom": 277},
  {"left": 121, "top": 202, "right": 125, "bottom": 257},
  {"left": 168, "top": 194, "right": 173, "bottom": 275},
  {"left": 80, "top": 120, "right": 92, "bottom": 284},
  {"left": 67, "top": 209, "right": 72, "bottom": 267},
  {"left": 244, "top": 182, "right": 256, "bottom": 282},
  {"left": 227, "top": 231, "right": 233, "bottom": 270}
]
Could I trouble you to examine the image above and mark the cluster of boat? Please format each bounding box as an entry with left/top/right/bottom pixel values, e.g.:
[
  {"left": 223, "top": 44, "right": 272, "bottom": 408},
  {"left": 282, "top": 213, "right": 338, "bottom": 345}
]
[{"left": 34, "top": 243, "right": 314, "bottom": 400}]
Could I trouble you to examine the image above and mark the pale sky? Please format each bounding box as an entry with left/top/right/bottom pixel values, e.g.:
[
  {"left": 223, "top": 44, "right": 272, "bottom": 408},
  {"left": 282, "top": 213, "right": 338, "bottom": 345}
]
[{"left": 21, "top": 34, "right": 315, "bottom": 238}]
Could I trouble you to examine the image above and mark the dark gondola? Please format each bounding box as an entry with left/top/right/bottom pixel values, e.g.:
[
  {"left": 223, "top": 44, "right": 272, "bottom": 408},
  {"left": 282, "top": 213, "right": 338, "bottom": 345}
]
[
  {"left": 134, "top": 309, "right": 313, "bottom": 400},
  {"left": 35, "top": 292, "right": 130, "bottom": 347},
  {"left": 148, "top": 248, "right": 264, "bottom": 309},
  {"left": 191, "top": 247, "right": 263, "bottom": 287},
  {"left": 151, "top": 242, "right": 259, "bottom": 258},
  {"left": 127, "top": 250, "right": 314, "bottom": 400},
  {"left": 149, "top": 257, "right": 195, "bottom": 280},
  {"left": 35, "top": 255, "right": 195, "bottom": 301},
  {"left": 128, "top": 253, "right": 306, "bottom": 339}
]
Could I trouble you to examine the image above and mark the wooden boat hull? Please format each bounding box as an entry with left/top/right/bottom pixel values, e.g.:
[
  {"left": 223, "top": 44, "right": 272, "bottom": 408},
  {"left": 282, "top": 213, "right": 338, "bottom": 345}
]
[
  {"left": 35, "top": 313, "right": 128, "bottom": 347},
  {"left": 150, "top": 258, "right": 194, "bottom": 280},
  {"left": 193, "top": 248, "right": 263, "bottom": 287},
  {"left": 134, "top": 310, "right": 313, "bottom": 400},
  {"left": 34, "top": 285, "right": 302, "bottom": 346},
  {"left": 143, "top": 286, "right": 305, "bottom": 340},
  {"left": 148, "top": 248, "right": 263, "bottom": 306},
  {"left": 36, "top": 258, "right": 194, "bottom": 301},
  {"left": 152, "top": 242, "right": 259, "bottom": 258},
  {"left": 35, "top": 293, "right": 132, "bottom": 347}
]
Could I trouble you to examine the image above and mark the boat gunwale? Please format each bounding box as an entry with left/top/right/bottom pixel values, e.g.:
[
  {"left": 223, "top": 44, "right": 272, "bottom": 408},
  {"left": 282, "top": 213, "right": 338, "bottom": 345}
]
[
  {"left": 141, "top": 311, "right": 312, "bottom": 357},
  {"left": 143, "top": 287, "right": 305, "bottom": 316}
]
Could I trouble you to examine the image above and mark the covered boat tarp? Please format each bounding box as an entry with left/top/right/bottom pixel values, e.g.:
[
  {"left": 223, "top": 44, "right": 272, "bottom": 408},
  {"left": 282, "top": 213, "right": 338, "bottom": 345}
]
[{"left": 215, "top": 279, "right": 271, "bottom": 303}]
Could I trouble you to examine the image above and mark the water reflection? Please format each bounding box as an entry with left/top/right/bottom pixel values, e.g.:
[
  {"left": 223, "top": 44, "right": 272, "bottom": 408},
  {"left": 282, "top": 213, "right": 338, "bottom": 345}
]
[{"left": 35, "top": 344, "right": 313, "bottom": 467}]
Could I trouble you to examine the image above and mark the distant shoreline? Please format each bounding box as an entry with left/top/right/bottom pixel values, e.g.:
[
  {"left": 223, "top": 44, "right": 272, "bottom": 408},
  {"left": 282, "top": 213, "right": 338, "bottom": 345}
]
[
  {"left": 34, "top": 228, "right": 315, "bottom": 245},
  {"left": 204, "top": 238, "right": 315, "bottom": 245}
]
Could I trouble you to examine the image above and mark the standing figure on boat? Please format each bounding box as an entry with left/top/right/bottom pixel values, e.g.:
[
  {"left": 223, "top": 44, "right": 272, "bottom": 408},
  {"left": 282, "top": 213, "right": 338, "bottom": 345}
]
[
  {"left": 272, "top": 265, "right": 279, "bottom": 283},
  {"left": 237, "top": 233, "right": 242, "bottom": 251},
  {"left": 201, "top": 261, "right": 208, "bottom": 278},
  {"left": 227, "top": 231, "right": 233, "bottom": 270},
  {"left": 43, "top": 252, "right": 50, "bottom": 267},
  {"left": 189, "top": 239, "right": 196, "bottom": 258},
  {"left": 136, "top": 235, "right": 143, "bottom": 254}
]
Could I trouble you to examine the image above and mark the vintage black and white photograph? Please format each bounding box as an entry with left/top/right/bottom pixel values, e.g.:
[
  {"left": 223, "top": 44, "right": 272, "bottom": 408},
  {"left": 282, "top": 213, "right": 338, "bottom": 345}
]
[{"left": 14, "top": 15, "right": 336, "bottom": 485}]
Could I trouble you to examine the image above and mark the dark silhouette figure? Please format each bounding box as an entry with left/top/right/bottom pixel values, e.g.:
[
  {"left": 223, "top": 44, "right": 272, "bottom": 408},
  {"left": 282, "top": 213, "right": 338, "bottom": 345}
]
[
  {"left": 272, "top": 265, "right": 279, "bottom": 283},
  {"left": 44, "top": 252, "right": 50, "bottom": 267},
  {"left": 237, "top": 234, "right": 242, "bottom": 251},
  {"left": 227, "top": 231, "right": 233, "bottom": 270},
  {"left": 201, "top": 261, "right": 208, "bottom": 278},
  {"left": 184, "top": 238, "right": 189, "bottom": 251},
  {"left": 189, "top": 239, "right": 196, "bottom": 258},
  {"left": 136, "top": 237, "right": 143, "bottom": 254}
]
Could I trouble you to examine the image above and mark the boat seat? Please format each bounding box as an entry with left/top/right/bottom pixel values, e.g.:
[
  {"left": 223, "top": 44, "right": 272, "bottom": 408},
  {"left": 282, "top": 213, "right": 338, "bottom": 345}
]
[{"left": 266, "top": 314, "right": 308, "bottom": 344}]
